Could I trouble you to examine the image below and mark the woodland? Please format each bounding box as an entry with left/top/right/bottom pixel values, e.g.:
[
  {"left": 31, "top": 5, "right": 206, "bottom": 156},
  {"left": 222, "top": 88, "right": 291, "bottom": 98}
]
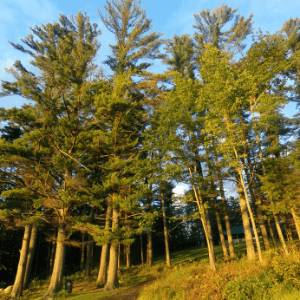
[{"left": 1, "top": 0, "right": 300, "bottom": 299}]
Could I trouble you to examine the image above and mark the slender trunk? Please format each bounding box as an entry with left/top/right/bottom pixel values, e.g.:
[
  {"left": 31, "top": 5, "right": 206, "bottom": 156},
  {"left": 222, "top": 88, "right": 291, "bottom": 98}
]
[
  {"left": 189, "top": 166, "right": 216, "bottom": 271},
  {"left": 11, "top": 224, "right": 32, "bottom": 299},
  {"left": 245, "top": 156, "right": 270, "bottom": 251},
  {"left": 213, "top": 144, "right": 236, "bottom": 258},
  {"left": 235, "top": 172, "right": 256, "bottom": 261},
  {"left": 282, "top": 216, "right": 293, "bottom": 241},
  {"left": 291, "top": 208, "right": 300, "bottom": 240},
  {"left": 125, "top": 244, "right": 130, "bottom": 268},
  {"left": 97, "top": 205, "right": 112, "bottom": 287},
  {"left": 23, "top": 225, "right": 38, "bottom": 289},
  {"left": 49, "top": 240, "right": 56, "bottom": 275},
  {"left": 33, "top": 231, "right": 41, "bottom": 278},
  {"left": 267, "top": 219, "right": 277, "bottom": 250},
  {"left": 215, "top": 209, "right": 229, "bottom": 258},
  {"left": 85, "top": 208, "right": 95, "bottom": 277},
  {"left": 161, "top": 184, "right": 171, "bottom": 267},
  {"left": 140, "top": 235, "right": 144, "bottom": 266},
  {"left": 146, "top": 229, "right": 153, "bottom": 266},
  {"left": 42, "top": 222, "right": 66, "bottom": 299},
  {"left": 204, "top": 207, "right": 216, "bottom": 258},
  {"left": 274, "top": 215, "right": 289, "bottom": 254},
  {"left": 104, "top": 207, "right": 119, "bottom": 291},
  {"left": 80, "top": 233, "right": 85, "bottom": 271}
]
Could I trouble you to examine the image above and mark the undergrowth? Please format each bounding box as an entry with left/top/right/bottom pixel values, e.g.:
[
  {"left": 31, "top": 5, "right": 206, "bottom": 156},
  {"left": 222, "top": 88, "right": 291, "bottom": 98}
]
[{"left": 138, "top": 247, "right": 300, "bottom": 300}]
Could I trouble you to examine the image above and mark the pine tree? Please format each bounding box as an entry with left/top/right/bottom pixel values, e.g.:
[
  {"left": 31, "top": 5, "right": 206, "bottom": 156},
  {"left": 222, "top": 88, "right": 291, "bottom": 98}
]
[{"left": 193, "top": 4, "right": 253, "bottom": 57}]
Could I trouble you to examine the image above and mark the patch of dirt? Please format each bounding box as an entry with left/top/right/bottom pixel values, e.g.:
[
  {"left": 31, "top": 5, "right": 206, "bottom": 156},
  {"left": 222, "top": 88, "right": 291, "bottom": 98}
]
[{"left": 103, "top": 276, "right": 157, "bottom": 300}]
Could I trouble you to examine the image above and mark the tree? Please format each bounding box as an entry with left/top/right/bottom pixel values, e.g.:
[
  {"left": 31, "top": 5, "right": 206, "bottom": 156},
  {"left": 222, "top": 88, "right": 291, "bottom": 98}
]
[
  {"left": 1, "top": 12, "right": 101, "bottom": 298},
  {"left": 193, "top": 4, "right": 253, "bottom": 58}
]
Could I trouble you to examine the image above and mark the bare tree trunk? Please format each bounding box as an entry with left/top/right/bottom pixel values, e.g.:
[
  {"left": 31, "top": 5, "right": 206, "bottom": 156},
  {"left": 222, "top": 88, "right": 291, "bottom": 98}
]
[
  {"left": 80, "top": 233, "right": 85, "bottom": 271},
  {"left": 85, "top": 208, "right": 95, "bottom": 277},
  {"left": 267, "top": 219, "right": 277, "bottom": 250},
  {"left": 23, "top": 225, "right": 38, "bottom": 290},
  {"left": 235, "top": 172, "right": 256, "bottom": 260},
  {"left": 140, "top": 235, "right": 144, "bottom": 265},
  {"left": 291, "top": 208, "right": 300, "bottom": 240},
  {"left": 213, "top": 142, "right": 236, "bottom": 258},
  {"left": 274, "top": 215, "right": 289, "bottom": 254},
  {"left": 215, "top": 210, "right": 229, "bottom": 258},
  {"left": 161, "top": 185, "right": 171, "bottom": 267},
  {"left": 146, "top": 229, "right": 153, "bottom": 266},
  {"left": 125, "top": 244, "right": 130, "bottom": 268},
  {"left": 42, "top": 222, "right": 66, "bottom": 299},
  {"left": 33, "top": 231, "right": 41, "bottom": 278},
  {"left": 49, "top": 240, "right": 56, "bottom": 275},
  {"left": 245, "top": 155, "right": 270, "bottom": 251},
  {"left": 97, "top": 205, "right": 112, "bottom": 287},
  {"left": 11, "top": 224, "right": 32, "bottom": 299},
  {"left": 104, "top": 207, "right": 119, "bottom": 291}
]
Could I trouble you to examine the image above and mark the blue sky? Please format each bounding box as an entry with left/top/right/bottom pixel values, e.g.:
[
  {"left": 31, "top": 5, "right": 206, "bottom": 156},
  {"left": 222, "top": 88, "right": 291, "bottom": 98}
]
[{"left": 1, "top": 0, "right": 300, "bottom": 110}]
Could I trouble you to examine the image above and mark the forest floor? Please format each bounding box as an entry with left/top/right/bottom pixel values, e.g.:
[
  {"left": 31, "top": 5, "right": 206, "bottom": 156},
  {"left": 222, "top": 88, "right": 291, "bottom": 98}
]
[{"left": 5, "top": 241, "right": 295, "bottom": 300}]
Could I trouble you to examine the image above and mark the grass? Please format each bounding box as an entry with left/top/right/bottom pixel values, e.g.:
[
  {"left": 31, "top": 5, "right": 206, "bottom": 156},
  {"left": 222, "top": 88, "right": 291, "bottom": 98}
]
[{"left": 1, "top": 241, "right": 295, "bottom": 299}]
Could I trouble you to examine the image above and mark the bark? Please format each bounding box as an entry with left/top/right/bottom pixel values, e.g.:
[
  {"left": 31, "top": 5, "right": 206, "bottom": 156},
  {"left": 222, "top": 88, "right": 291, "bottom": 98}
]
[
  {"left": 291, "top": 208, "right": 300, "bottom": 240},
  {"left": 125, "top": 244, "right": 130, "bottom": 268},
  {"left": 42, "top": 222, "right": 66, "bottom": 299},
  {"left": 49, "top": 240, "right": 56, "bottom": 275},
  {"left": 274, "top": 215, "right": 289, "bottom": 254},
  {"left": 215, "top": 209, "right": 229, "bottom": 258},
  {"left": 104, "top": 207, "right": 119, "bottom": 291},
  {"left": 244, "top": 156, "right": 270, "bottom": 251},
  {"left": 80, "top": 233, "right": 85, "bottom": 271},
  {"left": 97, "top": 205, "right": 112, "bottom": 287},
  {"left": 33, "top": 231, "right": 41, "bottom": 278},
  {"left": 85, "top": 207, "right": 95, "bottom": 277},
  {"left": 213, "top": 144, "right": 236, "bottom": 258},
  {"left": 281, "top": 216, "right": 293, "bottom": 241},
  {"left": 267, "top": 219, "right": 277, "bottom": 250},
  {"left": 235, "top": 172, "right": 256, "bottom": 260},
  {"left": 23, "top": 225, "right": 38, "bottom": 290},
  {"left": 161, "top": 186, "right": 171, "bottom": 267},
  {"left": 146, "top": 229, "right": 153, "bottom": 266},
  {"left": 140, "top": 235, "right": 144, "bottom": 265},
  {"left": 11, "top": 224, "right": 32, "bottom": 299}
]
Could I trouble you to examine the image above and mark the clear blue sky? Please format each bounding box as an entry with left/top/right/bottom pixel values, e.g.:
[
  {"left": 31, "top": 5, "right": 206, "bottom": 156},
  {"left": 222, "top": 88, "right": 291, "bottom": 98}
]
[{"left": 1, "top": 0, "right": 299, "bottom": 112}]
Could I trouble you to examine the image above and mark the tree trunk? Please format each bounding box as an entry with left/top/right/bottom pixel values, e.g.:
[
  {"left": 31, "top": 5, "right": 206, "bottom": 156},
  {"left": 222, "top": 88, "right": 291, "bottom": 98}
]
[
  {"left": 11, "top": 224, "right": 32, "bottom": 299},
  {"left": 80, "top": 233, "right": 85, "bottom": 271},
  {"left": 215, "top": 209, "right": 229, "bottom": 258},
  {"left": 274, "top": 215, "right": 289, "bottom": 254},
  {"left": 97, "top": 205, "right": 112, "bottom": 287},
  {"left": 140, "top": 235, "right": 144, "bottom": 265},
  {"left": 23, "top": 225, "right": 38, "bottom": 290},
  {"left": 85, "top": 207, "right": 95, "bottom": 277},
  {"left": 125, "top": 244, "right": 130, "bottom": 268},
  {"left": 33, "top": 231, "right": 41, "bottom": 278},
  {"left": 146, "top": 229, "right": 153, "bottom": 266},
  {"left": 49, "top": 240, "right": 56, "bottom": 275},
  {"left": 104, "top": 207, "right": 119, "bottom": 291},
  {"left": 267, "top": 219, "right": 277, "bottom": 250},
  {"left": 235, "top": 172, "right": 256, "bottom": 260},
  {"left": 42, "top": 222, "right": 66, "bottom": 299},
  {"left": 161, "top": 186, "right": 171, "bottom": 267},
  {"left": 291, "top": 208, "right": 300, "bottom": 240},
  {"left": 214, "top": 150, "right": 236, "bottom": 258}
]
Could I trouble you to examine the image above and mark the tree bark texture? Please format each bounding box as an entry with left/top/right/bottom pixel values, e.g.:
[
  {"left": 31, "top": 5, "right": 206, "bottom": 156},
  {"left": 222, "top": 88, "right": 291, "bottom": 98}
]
[
  {"left": 11, "top": 224, "right": 32, "bottom": 299},
  {"left": 140, "top": 235, "right": 144, "bottom": 265},
  {"left": 215, "top": 209, "right": 229, "bottom": 258},
  {"left": 146, "top": 229, "right": 153, "bottom": 266},
  {"left": 23, "top": 225, "right": 38, "bottom": 289},
  {"left": 97, "top": 205, "right": 112, "bottom": 287},
  {"left": 161, "top": 187, "right": 171, "bottom": 267},
  {"left": 235, "top": 173, "right": 256, "bottom": 260},
  {"left": 291, "top": 208, "right": 300, "bottom": 241},
  {"left": 267, "top": 219, "right": 277, "bottom": 250},
  {"left": 274, "top": 215, "right": 289, "bottom": 254},
  {"left": 104, "top": 207, "right": 119, "bottom": 291},
  {"left": 42, "top": 222, "right": 66, "bottom": 298}
]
